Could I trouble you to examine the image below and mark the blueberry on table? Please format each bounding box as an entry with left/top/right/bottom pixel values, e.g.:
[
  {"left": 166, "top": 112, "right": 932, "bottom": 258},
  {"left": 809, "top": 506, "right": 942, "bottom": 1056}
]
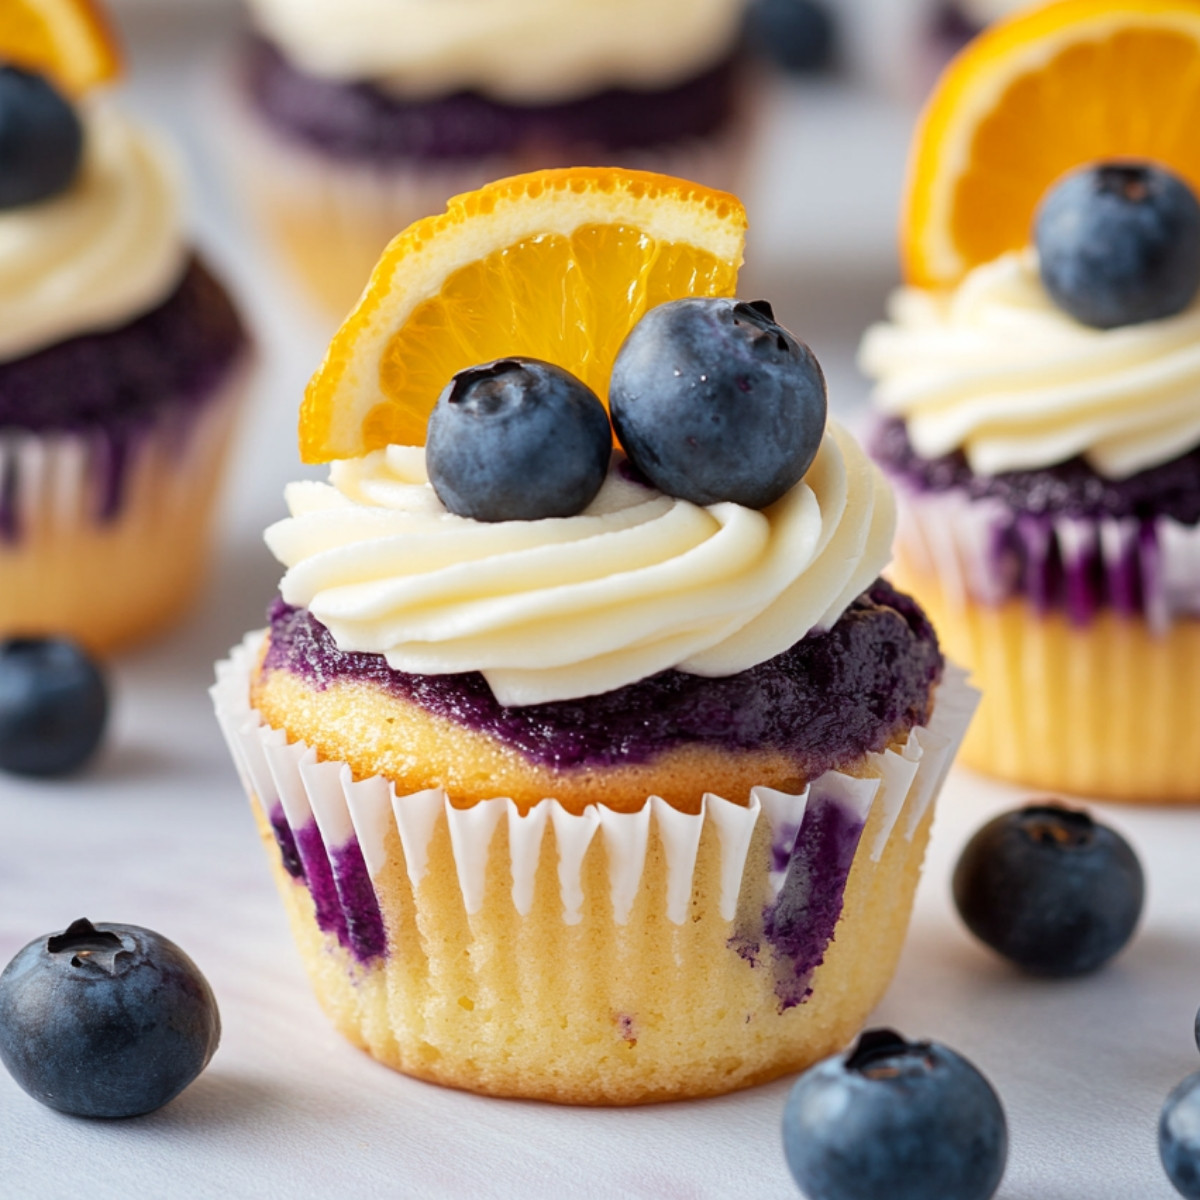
[
  {"left": 1036, "top": 162, "right": 1200, "bottom": 329},
  {"left": 746, "top": 0, "right": 836, "bottom": 75},
  {"left": 0, "top": 637, "right": 108, "bottom": 777},
  {"left": 0, "top": 918, "right": 220, "bottom": 1118},
  {"left": 426, "top": 357, "right": 612, "bottom": 522},
  {"left": 782, "top": 1028, "right": 1007, "bottom": 1200},
  {"left": 0, "top": 65, "right": 85, "bottom": 210},
  {"left": 1161, "top": 1073, "right": 1200, "bottom": 1198},
  {"left": 609, "top": 298, "right": 827, "bottom": 510},
  {"left": 952, "top": 803, "right": 1144, "bottom": 976}
]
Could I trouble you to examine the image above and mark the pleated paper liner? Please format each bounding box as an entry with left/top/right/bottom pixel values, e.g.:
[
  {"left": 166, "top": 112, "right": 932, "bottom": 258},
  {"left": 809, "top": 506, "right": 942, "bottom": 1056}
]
[
  {"left": 213, "top": 633, "right": 977, "bottom": 1103},
  {"left": 891, "top": 482, "right": 1200, "bottom": 801},
  {"left": 0, "top": 356, "right": 251, "bottom": 653}
]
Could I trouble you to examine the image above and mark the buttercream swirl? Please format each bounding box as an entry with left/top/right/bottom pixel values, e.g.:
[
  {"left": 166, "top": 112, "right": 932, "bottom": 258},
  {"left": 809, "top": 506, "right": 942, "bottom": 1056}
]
[
  {"left": 264, "top": 423, "right": 895, "bottom": 706},
  {"left": 246, "top": 0, "right": 746, "bottom": 102},
  {"left": 0, "top": 105, "right": 187, "bottom": 363},
  {"left": 859, "top": 250, "right": 1200, "bottom": 480}
]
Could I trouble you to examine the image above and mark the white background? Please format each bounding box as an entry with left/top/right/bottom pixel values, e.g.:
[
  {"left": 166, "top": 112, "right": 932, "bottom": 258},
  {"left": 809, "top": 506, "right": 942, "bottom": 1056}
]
[{"left": 0, "top": 4, "right": 1197, "bottom": 1197}]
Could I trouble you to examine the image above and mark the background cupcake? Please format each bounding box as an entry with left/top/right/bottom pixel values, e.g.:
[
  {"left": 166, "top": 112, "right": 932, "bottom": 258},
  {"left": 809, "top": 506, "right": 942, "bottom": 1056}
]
[
  {"left": 213, "top": 167, "right": 976, "bottom": 1103},
  {"left": 0, "top": 1, "right": 250, "bottom": 653},
  {"left": 860, "top": 0, "right": 1200, "bottom": 801},
  {"left": 227, "top": 0, "right": 752, "bottom": 318}
]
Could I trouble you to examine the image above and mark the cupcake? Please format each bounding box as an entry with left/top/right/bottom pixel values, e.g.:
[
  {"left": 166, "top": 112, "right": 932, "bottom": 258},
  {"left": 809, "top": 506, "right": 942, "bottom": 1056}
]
[
  {"left": 860, "top": 0, "right": 1200, "bottom": 801},
  {"left": 213, "top": 168, "right": 975, "bottom": 1104},
  {"left": 0, "top": 4, "right": 251, "bottom": 653},
  {"left": 228, "top": 0, "right": 752, "bottom": 317}
]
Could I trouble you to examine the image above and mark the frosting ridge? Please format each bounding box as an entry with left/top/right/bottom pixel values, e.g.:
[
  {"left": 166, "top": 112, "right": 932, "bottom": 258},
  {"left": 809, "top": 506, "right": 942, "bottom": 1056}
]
[
  {"left": 859, "top": 249, "right": 1200, "bottom": 480},
  {"left": 246, "top": 0, "right": 746, "bottom": 102},
  {"left": 0, "top": 105, "right": 187, "bottom": 363},
  {"left": 264, "top": 423, "right": 895, "bottom": 705}
]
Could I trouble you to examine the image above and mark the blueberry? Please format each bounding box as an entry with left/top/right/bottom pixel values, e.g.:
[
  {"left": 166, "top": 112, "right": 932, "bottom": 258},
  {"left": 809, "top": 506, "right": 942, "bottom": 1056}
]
[
  {"left": 1161, "top": 1073, "right": 1200, "bottom": 1198},
  {"left": 1036, "top": 162, "right": 1200, "bottom": 329},
  {"left": 746, "top": 0, "right": 836, "bottom": 74},
  {"left": 426, "top": 357, "right": 612, "bottom": 522},
  {"left": 0, "top": 918, "right": 220, "bottom": 1118},
  {"left": 0, "top": 637, "right": 108, "bottom": 777},
  {"left": 0, "top": 65, "right": 84, "bottom": 210},
  {"left": 782, "top": 1028, "right": 1007, "bottom": 1200},
  {"left": 952, "top": 803, "right": 1144, "bottom": 977},
  {"left": 609, "top": 298, "right": 827, "bottom": 510}
]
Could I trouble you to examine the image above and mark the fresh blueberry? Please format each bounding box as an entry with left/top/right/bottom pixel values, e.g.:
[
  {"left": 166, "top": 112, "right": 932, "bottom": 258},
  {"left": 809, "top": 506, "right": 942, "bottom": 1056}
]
[
  {"left": 0, "top": 65, "right": 84, "bottom": 210},
  {"left": 0, "top": 918, "right": 220, "bottom": 1118},
  {"left": 609, "top": 298, "right": 827, "bottom": 510},
  {"left": 426, "top": 357, "right": 612, "bottom": 522},
  {"left": 1161, "top": 1073, "right": 1200, "bottom": 1198},
  {"left": 782, "top": 1028, "right": 1007, "bottom": 1200},
  {"left": 1036, "top": 162, "right": 1200, "bottom": 329},
  {"left": 0, "top": 637, "right": 108, "bottom": 777},
  {"left": 746, "top": 0, "right": 836, "bottom": 74},
  {"left": 952, "top": 803, "right": 1144, "bottom": 977}
]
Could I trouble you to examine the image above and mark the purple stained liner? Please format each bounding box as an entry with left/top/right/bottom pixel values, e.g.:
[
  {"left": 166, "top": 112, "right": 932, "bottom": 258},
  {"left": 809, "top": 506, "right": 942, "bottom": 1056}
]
[
  {"left": 0, "top": 257, "right": 248, "bottom": 542},
  {"left": 276, "top": 807, "right": 386, "bottom": 966},
  {"left": 261, "top": 580, "right": 944, "bottom": 775},
  {"left": 873, "top": 416, "right": 1200, "bottom": 623},
  {"left": 243, "top": 35, "right": 742, "bottom": 164}
]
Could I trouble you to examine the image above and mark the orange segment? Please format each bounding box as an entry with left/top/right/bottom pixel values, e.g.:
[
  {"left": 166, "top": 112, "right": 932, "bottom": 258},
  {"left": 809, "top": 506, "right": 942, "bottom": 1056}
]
[
  {"left": 302, "top": 168, "right": 746, "bottom": 463},
  {"left": 0, "top": 0, "right": 121, "bottom": 95},
  {"left": 903, "top": 0, "right": 1200, "bottom": 288}
]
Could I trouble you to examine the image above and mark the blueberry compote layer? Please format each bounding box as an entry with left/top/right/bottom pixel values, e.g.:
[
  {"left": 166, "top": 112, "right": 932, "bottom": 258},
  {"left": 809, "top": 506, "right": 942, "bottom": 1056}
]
[
  {"left": 263, "top": 579, "right": 943, "bottom": 776},
  {"left": 243, "top": 36, "right": 741, "bottom": 163},
  {"left": 0, "top": 257, "right": 247, "bottom": 536},
  {"left": 873, "top": 416, "right": 1200, "bottom": 621}
]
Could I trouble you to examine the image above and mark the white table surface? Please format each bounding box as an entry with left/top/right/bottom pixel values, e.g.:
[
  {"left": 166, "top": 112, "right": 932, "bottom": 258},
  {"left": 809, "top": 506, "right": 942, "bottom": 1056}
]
[{"left": 2, "top": 6, "right": 1198, "bottom": 1198}]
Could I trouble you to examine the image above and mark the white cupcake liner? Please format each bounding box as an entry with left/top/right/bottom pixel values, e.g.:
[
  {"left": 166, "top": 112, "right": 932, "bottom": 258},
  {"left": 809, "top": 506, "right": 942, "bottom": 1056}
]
[
  {"left": 212, "top": 632, "right": 977, "bottom": 946},
  {"left": 0, "top": 354, "right": 249, "bottom": 545},
  {"left": 893, "top": 482, "right": 1200, "bottom": 633}
]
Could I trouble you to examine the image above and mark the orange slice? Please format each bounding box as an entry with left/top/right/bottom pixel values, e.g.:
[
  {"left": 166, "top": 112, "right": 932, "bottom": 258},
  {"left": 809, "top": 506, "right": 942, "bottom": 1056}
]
[
  {"left": 0, "top": 0, "right": 121, "bottom": 95},
  {"left": 903, "top": 0, "right": 1200, "bottom": 288},
  {"left": 301, "top": 167, "right": 746, "bottom": 463}
]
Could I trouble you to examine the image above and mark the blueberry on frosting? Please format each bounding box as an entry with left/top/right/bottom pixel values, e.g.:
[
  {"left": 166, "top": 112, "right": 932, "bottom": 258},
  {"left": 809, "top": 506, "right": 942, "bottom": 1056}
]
[
  {"left": 0, "top": 65, "right": 84, "bottom": 210},
  {"left": 609, "top": 297, "right": 827, "bottom": 509},
  {"left": 1036, "top": 162, "right": 1200, "bottom": 329},
  {"left": 426, "top": 357, "right": 612, "bottom": 522}
]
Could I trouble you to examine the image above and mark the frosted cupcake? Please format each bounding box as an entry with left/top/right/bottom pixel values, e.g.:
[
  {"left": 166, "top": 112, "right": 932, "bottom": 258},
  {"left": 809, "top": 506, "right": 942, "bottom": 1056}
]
[
  {"left": 0, "top": 10, "right": 250, "bottom": 652},
  {"left": 861, "top": 1, "right": 1200, "bottom": 801},
  {"left": 230, "top": 0, "right": 751, "bottom": 316},
  {"left": 213, "top": 168, "right": 975, "bottom": 1104}
]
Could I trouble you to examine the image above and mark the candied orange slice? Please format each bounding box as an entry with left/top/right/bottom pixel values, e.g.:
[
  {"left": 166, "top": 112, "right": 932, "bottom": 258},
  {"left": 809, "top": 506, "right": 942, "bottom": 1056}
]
[
  {"left": 903, "top": 0, "right": 1200, "bottom": 288},
  {"left": 0, "top": 0, "right": 122, "bottom": 95},
  {"left": 301, "top": 167, "right": 746, "bottom": 463}
]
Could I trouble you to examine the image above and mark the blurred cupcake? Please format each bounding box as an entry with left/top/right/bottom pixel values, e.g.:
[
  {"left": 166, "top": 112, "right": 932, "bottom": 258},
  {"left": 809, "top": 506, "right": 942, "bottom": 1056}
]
[
  {"left": 861, "top": 0, "right": 1200, "bottom": 801},
  {"left": 213, "top": 168, "right": 976, "bottom": 1104},
  {"left": 229, "top": 0, "right": 752, "bottom": 317},
  {"left": 0, "top": 5, "right": 251, "bottom": 653}
]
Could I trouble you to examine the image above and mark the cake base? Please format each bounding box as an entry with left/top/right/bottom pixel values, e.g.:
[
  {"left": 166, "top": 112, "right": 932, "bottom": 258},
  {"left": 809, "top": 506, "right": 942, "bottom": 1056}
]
[
  {"left": 894, "top": 560, "right": 1200, "bottom": 803},
  {"left": 249, "top": 771, "right": 935, "bottom": 1105}
]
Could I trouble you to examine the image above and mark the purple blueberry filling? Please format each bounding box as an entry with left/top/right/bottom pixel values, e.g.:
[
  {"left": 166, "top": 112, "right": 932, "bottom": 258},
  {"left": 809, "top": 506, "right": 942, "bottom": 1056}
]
[
  {"left": 873, "top": 416, "right": 1200, "bottom": 622},
  {"left": 732, "top": 790, "right": 867, "bottom": 1009},
  {"left": 0, "top": 257, "right": 248, "bottom": 541},
  {"left": 244, "top": 36, "right": 742, "bottom": 163},
  {"left": 262, "top": 579, "right": 943, "bottom": 775},
  {"left": 270, "top": 802, "right": 386, "bottom": 965}
]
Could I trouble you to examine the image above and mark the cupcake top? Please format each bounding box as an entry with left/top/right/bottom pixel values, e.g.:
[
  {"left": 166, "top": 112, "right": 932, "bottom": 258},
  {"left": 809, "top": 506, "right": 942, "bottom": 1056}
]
[
  {"left": 265, "top": 422, "right": 894, "bottom": 706},
  {"left": 859, "top": 248, "right": 1200, "bottom": 481},
  {"left": 245, "top": 0, "right": 747, "bottom": 102},
  {"left": 0, "top": 103, "right": 185, "bottom": 362}
]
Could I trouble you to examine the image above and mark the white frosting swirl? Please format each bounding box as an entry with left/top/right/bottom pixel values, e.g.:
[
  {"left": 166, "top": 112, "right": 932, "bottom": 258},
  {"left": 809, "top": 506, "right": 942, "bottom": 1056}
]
[
  {"left": 264, "top": 423, "right": 895, "bottom": 706},
  {"left": 0, "top": 105, "right": 187, "bottom": 363},
  {"left": 247, "top": 0, "right": 746, "bottom": 102},
  {"left": 859, "top": 250, "right": 1200, "bottom": 480}
]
